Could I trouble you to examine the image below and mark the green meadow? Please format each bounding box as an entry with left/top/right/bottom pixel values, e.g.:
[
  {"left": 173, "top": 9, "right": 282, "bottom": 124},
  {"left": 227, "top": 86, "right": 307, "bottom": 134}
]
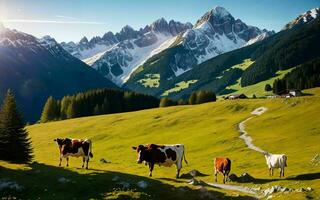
[{"left": 1, "top": 88, "right": 320, "bottom": 199}]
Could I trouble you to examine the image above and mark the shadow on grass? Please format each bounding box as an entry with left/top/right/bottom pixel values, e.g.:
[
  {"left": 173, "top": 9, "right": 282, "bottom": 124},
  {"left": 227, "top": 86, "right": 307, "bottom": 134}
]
[
  {"left": 0, "top": 162, "right": 256, "bottom": 200},
  {"left": 236, "top": 172, "right": 320, "bottom": 184}
]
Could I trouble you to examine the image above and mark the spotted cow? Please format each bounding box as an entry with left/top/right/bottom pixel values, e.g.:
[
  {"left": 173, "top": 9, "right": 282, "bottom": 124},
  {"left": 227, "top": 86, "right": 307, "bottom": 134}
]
[
  {"left": 54, "top": 138, "right": 93, "bottom": 169},
  {"left": 214, "top": 157, "right": 231, "bottom": 184},
  {"left": 132, "top": 144, "right": 188, "bottom": 178}
]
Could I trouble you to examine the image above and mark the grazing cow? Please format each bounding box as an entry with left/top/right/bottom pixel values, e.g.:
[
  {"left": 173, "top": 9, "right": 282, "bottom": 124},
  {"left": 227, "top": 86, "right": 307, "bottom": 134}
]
[
  {"left": 54, "top": 138, "right": 93, "bottom": 169},
  {"left": 214, "top": 157, "right": 231, "bottom": 184},
  {"left": 263, "top": 152, "right": 287, "bottom": 177},
  {"left": 132, "top": 144, "right": 188, "bottom": 178}
]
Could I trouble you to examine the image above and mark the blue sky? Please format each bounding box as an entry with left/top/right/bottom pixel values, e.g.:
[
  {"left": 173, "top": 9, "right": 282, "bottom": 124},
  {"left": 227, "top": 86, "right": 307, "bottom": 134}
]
[{"left": 0, "top": 0, "right": 319, "bottom": 42}]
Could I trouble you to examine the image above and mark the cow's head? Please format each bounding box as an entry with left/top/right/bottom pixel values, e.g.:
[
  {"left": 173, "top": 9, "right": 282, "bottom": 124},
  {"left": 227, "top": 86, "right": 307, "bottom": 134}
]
[
  {"left": 132, "top": 145, "right": 147, "bottom": 164},
  {"left": 54, "top": 138, "right": 71, "bottom": 147}
]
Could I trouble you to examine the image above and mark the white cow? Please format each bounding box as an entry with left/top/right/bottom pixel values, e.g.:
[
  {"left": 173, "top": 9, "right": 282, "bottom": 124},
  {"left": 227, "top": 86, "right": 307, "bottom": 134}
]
[{"left": 263, "top": 152, "right": 287, "bottom": 177}]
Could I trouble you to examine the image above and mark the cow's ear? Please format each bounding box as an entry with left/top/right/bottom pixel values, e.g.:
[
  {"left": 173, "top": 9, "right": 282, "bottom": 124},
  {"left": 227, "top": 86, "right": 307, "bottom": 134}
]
[
  {"left": 54, "top": 139, "right": 57, "bottom": 142},
  {"left": 132, "top": 146, "right": 137, "bottom": 150}
]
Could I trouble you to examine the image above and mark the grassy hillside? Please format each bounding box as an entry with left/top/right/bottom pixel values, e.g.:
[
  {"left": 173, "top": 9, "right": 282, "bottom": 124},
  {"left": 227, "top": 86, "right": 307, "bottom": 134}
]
[
  {"left": 1, "top": 88, "right": 320, "bottom": 199},
  {"left": 224, "top": 68, "right": 293, "bottom": 98}
]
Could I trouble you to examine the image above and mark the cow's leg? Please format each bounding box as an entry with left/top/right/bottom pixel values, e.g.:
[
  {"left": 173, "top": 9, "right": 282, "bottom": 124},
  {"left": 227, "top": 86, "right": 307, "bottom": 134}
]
[
  {"left": 59, "top": 157, "right": 62, "bottom": 167},
  {"left": 271, "top": 168, "right": 273, "bottom": 176},
  {"left": 282, "top": 168, "right": 285, "bottom": 177},
  {"left": 82, "top": 157, "right": 85, "bottom": 168},
  {"left": 214, "top": 168, "right": 218, "bottom": 182},
  {"left": 279, "top": 168, "right": 282, "bottom": 178},
  {"left": 66, "top": 157, "right": 69, "bottom": 167},
  {"left": 269, "top": 168, "right": 271, "bottom": 176},
  {"left": 85, "top": 156, "right": 89, "bottom": 169},
  {"left": 223, "top": 173, "right": 226, "bottom": 184},
  {"left": 225, "top": 171, "right": 230, "bottom": 182},
  {"left": 176, "top": 162, "right": 182, "bottom": 179},
  {"left": 148, "top": 163, "right": 154, "bottom": 177}
]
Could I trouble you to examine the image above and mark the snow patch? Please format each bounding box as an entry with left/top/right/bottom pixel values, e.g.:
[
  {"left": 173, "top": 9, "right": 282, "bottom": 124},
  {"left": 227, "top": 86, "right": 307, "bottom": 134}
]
[{"left": 82, "top": 50, "right": 109, "bottom": 66}]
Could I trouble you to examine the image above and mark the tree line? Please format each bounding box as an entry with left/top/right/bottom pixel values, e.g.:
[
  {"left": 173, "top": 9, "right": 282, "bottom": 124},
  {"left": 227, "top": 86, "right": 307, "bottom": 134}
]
[
  {"left": 40, "top": 89, "right": 160, "bottom": 123},
  {"left": 273, "top": 58, "right": 320, "bottom": 94},
  {"left": 160, "top": 90, "right": 216, "bottom": 107}
]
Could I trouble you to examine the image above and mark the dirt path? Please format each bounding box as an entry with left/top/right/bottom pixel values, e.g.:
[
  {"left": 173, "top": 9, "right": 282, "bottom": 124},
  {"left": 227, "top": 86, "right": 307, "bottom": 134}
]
[
  {"left": 206, "top": 182, "right": 259, "bottom": 195},
  {"left": 238, "top": 107, "right": 268, "bottom": 153}
]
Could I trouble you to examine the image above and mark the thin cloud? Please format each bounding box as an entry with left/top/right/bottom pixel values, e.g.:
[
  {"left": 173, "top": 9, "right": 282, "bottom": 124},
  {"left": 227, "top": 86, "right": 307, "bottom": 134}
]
[
  {"left": 55, "top": 15, "right": 78, "bottom": 20},
  {"left": 2, "top": 19, "right": 106, "bottom": 25}
]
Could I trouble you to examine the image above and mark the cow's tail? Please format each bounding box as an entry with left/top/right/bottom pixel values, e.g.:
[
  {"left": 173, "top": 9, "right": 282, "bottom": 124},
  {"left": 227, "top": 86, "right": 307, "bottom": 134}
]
[
  {"left": 183, "top": 145, "right": 188, "bottom": 165},
  {"left": 283, "top": 155, "right": 287, "bottom": 167},
  {"left": 88, "top": 139, "right": 93, "bottom": 158}
]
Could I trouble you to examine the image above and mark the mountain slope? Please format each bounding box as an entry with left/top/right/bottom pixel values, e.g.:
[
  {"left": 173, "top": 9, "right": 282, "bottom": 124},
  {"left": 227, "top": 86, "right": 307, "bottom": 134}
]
[
  {"left": 91, "top": 19, "right": 192, "bottom": 85},
  {"left": 241, "top": 16, "right": 320, "bottom": 86},
  {"left": 125, "top": 8, "right": 319, "bottom": 99},
  {"left": 0, "top": 27, "right": 118, "bottom": 122},
  {"left": 124, "top": 6, "right": 274, "bottom": 94}
]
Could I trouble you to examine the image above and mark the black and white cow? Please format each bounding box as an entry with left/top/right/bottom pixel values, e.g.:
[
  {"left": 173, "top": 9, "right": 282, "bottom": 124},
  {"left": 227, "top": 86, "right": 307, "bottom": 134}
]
[
  {"left": 54, "top": 138, "right": 93, "bottom": 169},
  {"left": 132, "top": 144, "right": 188, "bottom": 178}
]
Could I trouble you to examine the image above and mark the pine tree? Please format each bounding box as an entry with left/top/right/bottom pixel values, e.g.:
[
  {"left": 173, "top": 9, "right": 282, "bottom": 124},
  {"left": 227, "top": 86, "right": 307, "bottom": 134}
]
[
  {"left": 0, "top": 90, "right": 33, "bottom": 163},
  {"left": 188, "top": 92, "right": 197, "bottom": 105},
  {"left": 40, "top": 96, "right": 60, "bottom": 123},
  {"left": 159, "top": 98, "right": 174, "bottom": 107},
  {"left": 265, "top": 84, "right": 272, "bottom": 91}
]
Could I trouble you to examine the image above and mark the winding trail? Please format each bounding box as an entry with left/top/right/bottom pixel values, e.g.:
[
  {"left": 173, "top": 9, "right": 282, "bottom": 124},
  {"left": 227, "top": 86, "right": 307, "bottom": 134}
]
[
  {"left": 238, "top": 107, "right": 268, "bottom": 153},
  {"left": 206, "top": 182, "right": 259, "bottom": 195},
  {"left": 204, "top": 107, "right": 268, "bottom": 197}
]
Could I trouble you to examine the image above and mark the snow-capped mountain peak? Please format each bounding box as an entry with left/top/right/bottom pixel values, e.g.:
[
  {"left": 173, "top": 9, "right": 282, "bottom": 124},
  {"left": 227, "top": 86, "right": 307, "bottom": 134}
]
[
  {"left": 163, "top": 6, "right": 274, "bottom": 77},
  {"left": 79, "top": 36, "right": 89, "bottom": 44},
  {"left": 195, "top": 6, "right": 233, "bottom": 28},
  {"left": 39, "top": 35, "right": 58, "bottom": 47},
  {"left": 211, "top": 6, "right": 232, "bottom": 18},
  {"left": 283, "top": 7, "right": 319, "bottom": 30}
]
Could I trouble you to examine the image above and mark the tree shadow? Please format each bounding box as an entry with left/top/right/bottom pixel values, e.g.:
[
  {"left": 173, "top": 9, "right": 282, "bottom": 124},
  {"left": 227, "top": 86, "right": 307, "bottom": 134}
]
[{"left": 0, "top": 163, "right": 256, "bottom": 200}]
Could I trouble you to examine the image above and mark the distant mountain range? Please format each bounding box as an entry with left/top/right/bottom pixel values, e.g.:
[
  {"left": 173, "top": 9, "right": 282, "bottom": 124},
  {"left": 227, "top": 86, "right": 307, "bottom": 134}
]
[
  {"left": 61, "top": 6, "right": 274, "bottom": 86},
  {"left": 0, "top": 25, "right": 117, "bottom": 122}
]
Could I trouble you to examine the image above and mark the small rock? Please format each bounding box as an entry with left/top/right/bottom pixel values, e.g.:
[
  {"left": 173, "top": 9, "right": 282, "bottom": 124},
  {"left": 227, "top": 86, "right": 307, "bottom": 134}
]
[
  {"left": 180, "top": 169, "right": 208, "bottom": 179},
  {"left": 306, "top": 187, "right": 313, "bottom": 191},
  {"left": 100, "top": 158, "right": 109, "bottom": 164},
  {"left": 295, "top": 188, "right": 305, "bottom": 192},
  {"left": 263, "top": 185, "right": 294, "bottom": 196},
  {"left": 188, "top": 178, "right": 206, "bottom": 186},
  {"left": 238, "top": 172, "right": 255, "bottom": 183},
  {"left": 137, "top": 181, "right": 148, "bottom": 189}
]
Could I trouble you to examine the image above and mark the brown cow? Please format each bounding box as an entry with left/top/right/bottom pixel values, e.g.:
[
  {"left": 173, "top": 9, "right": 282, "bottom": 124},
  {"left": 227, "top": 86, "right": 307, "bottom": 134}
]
[
  {"left": 54, "top": 138, "right": 93, "bottom": 169},
  {"left": 132, "top": 144, "right": 188, "bottom": 178},
  {"left": 214, "top": 157, "right": 231, "bottom": 183}
]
